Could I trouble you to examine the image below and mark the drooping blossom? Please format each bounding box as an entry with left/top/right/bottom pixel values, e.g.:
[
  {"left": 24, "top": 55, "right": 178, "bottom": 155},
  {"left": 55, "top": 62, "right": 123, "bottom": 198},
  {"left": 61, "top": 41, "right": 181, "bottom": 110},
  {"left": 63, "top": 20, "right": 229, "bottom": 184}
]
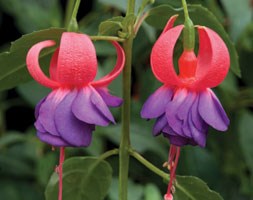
[
  {"left": 141, "top": 15, "right": 230, "bottom": 148},
  {"left": 26, "top": 32, "right": 125, "bottom": 147},
  {"left": 141, "top": 15, "right": 230, "bottom": 199}
]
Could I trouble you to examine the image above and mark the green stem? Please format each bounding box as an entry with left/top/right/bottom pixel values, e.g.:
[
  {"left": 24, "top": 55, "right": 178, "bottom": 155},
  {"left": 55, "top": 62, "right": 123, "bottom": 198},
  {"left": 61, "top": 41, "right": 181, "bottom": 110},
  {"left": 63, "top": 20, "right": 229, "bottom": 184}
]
[
  {"left": 119, "top": 1, "right": 135, "bottom": 199},
  {"left": 64, "top": 0, "right": 75, "bottom": 28},
  {"left": 90, "top": 36, "right": 125, "bottom": 42},
  {"left": 129, "top": 148, "right": 169, "bottom": 181},
  {"left": 67, "top": 0, "right": 81, "bottom": 32},
  {"left": 126, "top": 0, "right": 136, "bottom": 15},
  {"left": 99, "top": 148, "right": 119, "bottom": 160},
  {"left": 181, "top": 0, "right": 195, "bottom": 50},
  {"left": 181, "top": 0, "right": 189, "bottom": 19}
]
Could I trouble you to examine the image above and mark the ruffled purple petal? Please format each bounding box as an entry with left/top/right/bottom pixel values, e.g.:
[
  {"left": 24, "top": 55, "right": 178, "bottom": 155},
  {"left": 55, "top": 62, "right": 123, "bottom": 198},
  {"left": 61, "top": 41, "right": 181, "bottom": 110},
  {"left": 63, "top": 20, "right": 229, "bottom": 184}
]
[
  {"left": 95, "top": 87, "right": 123, "bottom": 107},
  {"left": 188, "top": 111, "right": 207, "bottom": 147},
  {"left": 37, "top": 131, "right": 70, "bottom": 147},
  {"left": 163, "top": 124, "right": 178, "bottom": 136},
  {"left": 199, "top": 89, "right": 229, "bottom": 131},
  {"left": 144, "top": 86, "right": 229, "bottom": 147},
  {"left": 153, "top": 114, "right": 167, "bottom": 136},
  {"left": 164, "top": 134, "right": 197, "bottom": 147},
  {"left": 54, "top": 89, "right": 93, "bottom": 147},
  {"left": 72, "top": 87, "right": 111, "bottom": 126},
  {"left": 166, "top": 88, "right": 188, "bottom": 136},
  {"left": 141, "top": 86, "right": 173, "bottom": 119},
  {"left": 37, "top": 89, "right": 68, "bottom": 136},
  {"left": 90, "top": 86, "right": 115, "bottom": 123},
  {"left": 191, "top": 94, "right": 207, "bottom": 131},
  {"left": 34, "top": 120, "right": 46, "bottom": 133},
  {"left": 35, "top": 97, "right": 46, "bottom": 119}
]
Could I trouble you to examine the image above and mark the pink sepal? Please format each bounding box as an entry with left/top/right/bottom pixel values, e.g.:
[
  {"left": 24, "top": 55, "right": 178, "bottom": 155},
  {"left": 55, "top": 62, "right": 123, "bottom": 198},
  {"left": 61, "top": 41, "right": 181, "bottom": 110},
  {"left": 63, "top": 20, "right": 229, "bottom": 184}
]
[
  {"left": 151, "top": 25, "right": 183, "bottom": 86},
  {"left": 26, "top": 40, "right": 60, "bottom": 89},
  {"left": 161, "top": 15, "right": 179, "bottom": 35},
  {"left": 91, "top": 41, "right": 125, "bottom": 87},
  {"left": 194, "top": 26, "right": 230, "bottom": 90}
]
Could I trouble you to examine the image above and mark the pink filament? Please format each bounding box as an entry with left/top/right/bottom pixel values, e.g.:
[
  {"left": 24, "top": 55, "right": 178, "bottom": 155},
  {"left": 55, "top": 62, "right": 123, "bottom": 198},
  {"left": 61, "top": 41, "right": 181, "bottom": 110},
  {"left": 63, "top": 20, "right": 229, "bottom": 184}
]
[
  {"left": 166, "top": 145, "right": 180, "bottom": 198},
  {"left": 58, "top": 147, "right": 65, "bottom": 200}
]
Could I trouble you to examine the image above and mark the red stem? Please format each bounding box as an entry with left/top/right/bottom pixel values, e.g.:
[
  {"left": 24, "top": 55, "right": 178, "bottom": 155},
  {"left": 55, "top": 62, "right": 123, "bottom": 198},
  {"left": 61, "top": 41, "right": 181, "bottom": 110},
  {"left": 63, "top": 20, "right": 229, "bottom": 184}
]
[
  {"left": 166, "top": 145, "right": 181, "bottom": 196},
  {"left": 58, "top": 147, "right": 65, "bottom": 200}
]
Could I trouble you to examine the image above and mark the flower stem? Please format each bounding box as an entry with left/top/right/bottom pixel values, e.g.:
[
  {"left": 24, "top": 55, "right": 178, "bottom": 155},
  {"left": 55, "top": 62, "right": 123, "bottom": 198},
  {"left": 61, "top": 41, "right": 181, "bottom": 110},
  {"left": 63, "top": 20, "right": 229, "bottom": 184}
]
[
  {"left": 99, "top": 148, "right": 119, "bottom": 160},
  {"left": 129, "top": 148, "right": 170, "bottom": 181},
  {"left": 67, "top": 0, "right": 81, "bottom": 32},
  {"left": 90, "top": 36, "right": 125, "bottom": 42},
  {"left": 181, "top": 0, "right": 195, "bottom": 50},
  {"left": 119, "top": 1, "right": 135, "bottom": 200}
]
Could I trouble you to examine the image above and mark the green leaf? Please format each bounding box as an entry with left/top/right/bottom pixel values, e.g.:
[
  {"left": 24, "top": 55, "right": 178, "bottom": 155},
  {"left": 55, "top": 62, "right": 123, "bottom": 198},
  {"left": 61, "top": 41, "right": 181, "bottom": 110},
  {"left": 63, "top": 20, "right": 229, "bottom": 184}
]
[
  {"left": 0, "top": 132, "right": 26, "bottom": 149},
  {"left": 237, "top": 23, "right": 253, "bottom": 86},
  {"left": 108, "top": 178, "right": 144, "bottom": 200},
  {"left": 98, "top": 16, "right": 123, "bottom": 36},
  {"left": 220, "top": 0, "right": 251, "bottom": 41},
  {"left": 145, "top": 4, "right": 241, "bottom": 77},
  {"left": 45, "top": 157, "right": 112, "bottom": 200},
  {"left": 144, "top": 183, "right": 163, "bottom": 200},
  {"left": 174, "top": 176, "right": 223, "bottom": 200},
  {"left": 17, "top": 80, "right": 50, "bottom": 106},
  {"left": 0, "top": 0, "right": 62, "bottom": 33},
  {"left": 37, "top": 153, "right": 57, "bottom": 186},
  {"left": 238, "top": 111, "right": 253, "bottom": 172},
  {"left": 0, "top": 154, "right": 34, "bottom": 177},
  {"left": 0, "top": 179, "right": 43, "bottom": 200},
  {"left": 0, "top": 28, "right": 65, "bottom": 91}
]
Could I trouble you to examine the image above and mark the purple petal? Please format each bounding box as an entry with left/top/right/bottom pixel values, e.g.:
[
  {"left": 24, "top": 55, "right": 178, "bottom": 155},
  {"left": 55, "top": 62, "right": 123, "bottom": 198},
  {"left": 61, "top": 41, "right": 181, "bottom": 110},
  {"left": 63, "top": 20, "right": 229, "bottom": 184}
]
[
  {"left": 90, "top": 86, "right": 115, "bottom": 123},
  {"left": 164, "top": 134, "right": 196, "bottom": 147},
  {"left": 188, "top": 112, "right": 207, "bottom": 147},
  {"left": 163, "top": 124, "right": 178, "bottom": 136},
  {"left": 37, "top": 131, "right": 70, "bottom": 147},
  {"left": 34, "top": 120, "right": 46, "bottom": 133},
  {"left": 54, "top": 90, "right": 94, "bottom": 147},
  {"left": 141, "top": 86, "right": 173, "bottom": 119},
  {"left": 166, "top": 88, "right": 188, "bottom": 136},
  {"left": 35, "top": 97, "right": 46, "bottom": 119},
  {"left": 37, "top": 89, "right": 68, "bottom": 136},
  {"left": 210, "top": 90, "right": 230, "bottom": 125},
  {"left": 177, "top": 91, "right": 196, "bottom": 121},
  {"left": 72, "top": 87, "right": 111, "bottom": 126},
  {"left": 177, "top": 91, "right": 196, "bottom": 138},
  {"left": 199, "top": 89, "right": 229, "bottom": 131},
  {"left": 153, "top": 114, "right": 167, "bottom": 136},
  {"left": 191, "top": 94, "right": 207, "bottom": 131},
  {"left": 181, "top": 117, "right": 192, "bottom": 138},
  {"left": 95, "top": 87, "right": 123, "bottom": 107}
]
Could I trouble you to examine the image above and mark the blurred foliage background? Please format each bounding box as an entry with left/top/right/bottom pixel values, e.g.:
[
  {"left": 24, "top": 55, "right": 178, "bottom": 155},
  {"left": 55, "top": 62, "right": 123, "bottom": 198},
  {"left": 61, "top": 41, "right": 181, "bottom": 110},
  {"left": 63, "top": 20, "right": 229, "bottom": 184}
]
[{"left": 0, "top": 0, "right": 252, "bottom": 199}]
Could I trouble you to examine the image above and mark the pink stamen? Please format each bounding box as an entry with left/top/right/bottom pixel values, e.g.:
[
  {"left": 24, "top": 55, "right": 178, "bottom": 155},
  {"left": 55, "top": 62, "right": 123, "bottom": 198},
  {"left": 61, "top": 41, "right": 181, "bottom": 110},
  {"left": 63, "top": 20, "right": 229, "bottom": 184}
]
[
  {"left": 165, "top": 145, "right": 180, "bottom": 199},
  {"left": 57, "top": 147, "right": 65, "bottom": 200}
]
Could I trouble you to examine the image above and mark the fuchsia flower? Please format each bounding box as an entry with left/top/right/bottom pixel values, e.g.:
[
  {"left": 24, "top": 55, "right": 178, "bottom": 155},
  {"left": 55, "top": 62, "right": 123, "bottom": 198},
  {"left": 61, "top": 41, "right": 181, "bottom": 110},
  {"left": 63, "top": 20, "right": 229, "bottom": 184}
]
[
  {"left": 141, "top": 15, "right": 230, "bottom": 147},
  {"left": 26, "top": 32, "right": 125, "bottom": 147}
]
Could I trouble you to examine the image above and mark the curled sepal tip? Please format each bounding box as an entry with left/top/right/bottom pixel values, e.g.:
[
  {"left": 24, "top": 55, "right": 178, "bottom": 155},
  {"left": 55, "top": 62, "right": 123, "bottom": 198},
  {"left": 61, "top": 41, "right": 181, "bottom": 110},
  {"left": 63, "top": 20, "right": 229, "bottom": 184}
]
[
  {"left": 26, "top": 40, "right": 60, "bottom": 89},
  {"left": 91, "top": 41, "right": 125, "bottom": 87},
  {"left": 195, "top": 26, "right": 230, "bottom": 90}
]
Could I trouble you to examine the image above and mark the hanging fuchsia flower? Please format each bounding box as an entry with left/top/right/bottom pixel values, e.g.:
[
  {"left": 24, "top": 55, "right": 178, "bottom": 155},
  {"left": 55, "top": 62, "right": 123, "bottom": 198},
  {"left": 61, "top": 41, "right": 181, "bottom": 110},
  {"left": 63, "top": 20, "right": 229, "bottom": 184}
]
[
  {"left": 26, "top": 32, "right": 125, "bottom": 147},
  {"left": 141, "top": 15, "right": 230, "bottom": 148}
]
